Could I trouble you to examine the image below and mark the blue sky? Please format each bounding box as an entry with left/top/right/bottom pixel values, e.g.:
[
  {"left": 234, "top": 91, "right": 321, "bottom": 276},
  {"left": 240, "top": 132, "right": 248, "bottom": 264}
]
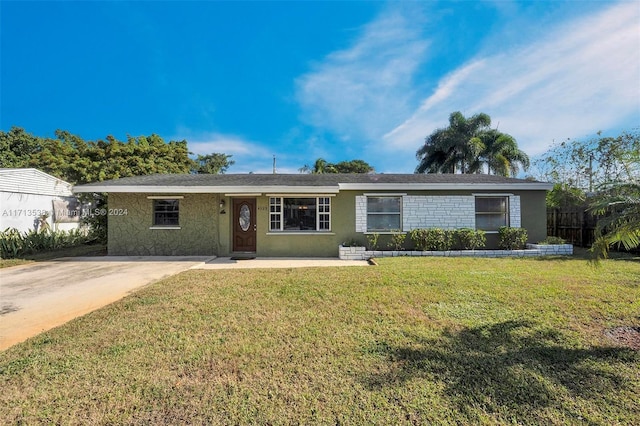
[{"left": 2, "top": 1, "right": 639, "bottom": 174}]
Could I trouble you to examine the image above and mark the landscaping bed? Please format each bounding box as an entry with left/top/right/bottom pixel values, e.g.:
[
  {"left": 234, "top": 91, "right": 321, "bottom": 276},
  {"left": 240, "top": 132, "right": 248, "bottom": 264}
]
[{"left": 340, "top": 243, "right": 573, "bottom": 260}]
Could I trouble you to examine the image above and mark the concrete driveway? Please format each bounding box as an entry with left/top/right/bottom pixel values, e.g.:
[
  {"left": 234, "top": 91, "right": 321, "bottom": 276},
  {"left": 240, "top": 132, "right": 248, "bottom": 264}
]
[{"left": 0, "top": 256, "right": 210, "bottom": 351}]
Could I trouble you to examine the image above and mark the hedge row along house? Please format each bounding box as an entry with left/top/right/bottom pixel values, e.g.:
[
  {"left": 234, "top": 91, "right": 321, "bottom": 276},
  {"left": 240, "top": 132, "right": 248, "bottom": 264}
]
[{"left": 72, "top": 174, "right": 553, "bottom": 257}]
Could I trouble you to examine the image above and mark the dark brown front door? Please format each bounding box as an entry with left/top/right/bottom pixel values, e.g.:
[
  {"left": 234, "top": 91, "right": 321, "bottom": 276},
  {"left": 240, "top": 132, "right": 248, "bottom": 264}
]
[{"left": 232, "top": 198, "right": 257, "bottom": 252}]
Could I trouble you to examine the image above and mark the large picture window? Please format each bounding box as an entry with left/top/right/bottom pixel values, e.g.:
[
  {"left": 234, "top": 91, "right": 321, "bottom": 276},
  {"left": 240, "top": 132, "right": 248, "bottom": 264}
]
[
  {"left": 153, "top": 199, "right": 179, "bottom": 226},
  {"left": 269, "top": 197, "right": 331, "bottom": 231},
  {"left": 367, "top": 196, "right": 401, "bottom": 232},
  {"left": 475, "top": 196, "right": 508, "bottom": 231}
]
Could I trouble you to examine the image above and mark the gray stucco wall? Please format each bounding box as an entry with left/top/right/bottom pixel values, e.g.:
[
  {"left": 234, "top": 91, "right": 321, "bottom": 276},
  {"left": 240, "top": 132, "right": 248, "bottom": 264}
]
[
  {"left": 108, "top": 193, "right": 219, "bottom": 256},
  {"left": 518, "top": 190, "right": 548, "bottom": 243}
]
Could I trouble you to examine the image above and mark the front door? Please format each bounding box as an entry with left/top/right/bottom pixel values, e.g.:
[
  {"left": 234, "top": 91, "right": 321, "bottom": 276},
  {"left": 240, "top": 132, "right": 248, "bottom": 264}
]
[{"left": 232, "top": 198, "right": 257, "bottom": 252}]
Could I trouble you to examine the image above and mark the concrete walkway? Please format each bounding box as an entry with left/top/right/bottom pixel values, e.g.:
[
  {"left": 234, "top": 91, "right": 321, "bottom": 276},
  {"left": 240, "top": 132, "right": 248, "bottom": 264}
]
[{"left": 0, "top": 256, "right": 369, "bottom": 350}]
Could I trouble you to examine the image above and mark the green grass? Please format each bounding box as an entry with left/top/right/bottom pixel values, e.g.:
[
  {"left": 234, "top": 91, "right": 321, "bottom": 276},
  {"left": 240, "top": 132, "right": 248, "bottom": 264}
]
[
  {"left": 0, "top": 243, "right": 107, "bottom": 268},
  {"left": 1, "top": 254, "right": 639, "bottom": 424}
]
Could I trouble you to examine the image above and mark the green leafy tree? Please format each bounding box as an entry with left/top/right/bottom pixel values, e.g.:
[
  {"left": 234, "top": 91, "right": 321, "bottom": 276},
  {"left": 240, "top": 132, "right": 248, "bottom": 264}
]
[
  {"left": 589, "top": 182, "right": 640, "bottom": 261},
  {"left": 299, "top": 158, "right": 373, "bottom": 174},
  {"left": 546, "top": 183, "right": 587, "bottom": 209},
  {"left": 532, "top": 131, "right": 639, "bottom": 192},
  {"left": 299, "top": 158, "right": 336, "bottom": 174},
  {"left": 333, "top": 159, "right": 374, "bottom": 174},
  {"left": 194, "top": 153, "right": 235, "bottom": 174},
  {"left": 0, "top": 127, "right": 42, "bottom": 168},
  {"left": 1, "top": 128, "right": 198, "bottom": 184}
]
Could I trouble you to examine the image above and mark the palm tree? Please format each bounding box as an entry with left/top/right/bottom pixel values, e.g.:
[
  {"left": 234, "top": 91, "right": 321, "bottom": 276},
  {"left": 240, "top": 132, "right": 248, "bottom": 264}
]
[
  {"left": 479, "top": 129, "right": 530, "bottom": 177},
  {"left": 589, "top": 182, "right": 640, "bottom": 262},
  {"left": 416, "top": 111, "right": 491, "bottom": 174},
  {"left": 298, "top": 158, "right": 337, "bottom": 174}
]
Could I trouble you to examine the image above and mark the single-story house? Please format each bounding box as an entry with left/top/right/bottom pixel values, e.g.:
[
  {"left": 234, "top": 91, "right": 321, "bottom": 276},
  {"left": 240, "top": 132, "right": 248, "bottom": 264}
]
[
  {"left": 1, "top": 168, "right": 82, "bottom": 233},
  {"left": 72, "top": 173, "right": 553, "bottom": 257}
]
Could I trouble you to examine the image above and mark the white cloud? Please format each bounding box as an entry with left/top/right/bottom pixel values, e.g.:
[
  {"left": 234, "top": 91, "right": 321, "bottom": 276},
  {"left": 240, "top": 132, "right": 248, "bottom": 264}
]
[
  {"left": 295, "top": 6, "right": 429, "bottom": 142},
  {"left": 172, "top": 131, "right": 276, "bottom": 173},
  {"left": 187, "top": 134, "right": 266, "bottom": 156},
  {"left": 385, "top": 1, "right": 640, "bottom": 157}
]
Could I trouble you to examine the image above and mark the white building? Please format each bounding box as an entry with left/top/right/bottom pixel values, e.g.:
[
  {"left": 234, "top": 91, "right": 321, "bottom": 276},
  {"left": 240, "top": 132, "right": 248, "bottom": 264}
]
[{"left": 0, "top": 168, "right": 82, "bottom": 233}]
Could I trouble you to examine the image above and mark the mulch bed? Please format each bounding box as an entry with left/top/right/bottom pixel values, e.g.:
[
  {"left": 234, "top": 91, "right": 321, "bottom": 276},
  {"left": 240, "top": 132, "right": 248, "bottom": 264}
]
[{"left": 604, "top": 326, "right": 640, "bottom": 350}]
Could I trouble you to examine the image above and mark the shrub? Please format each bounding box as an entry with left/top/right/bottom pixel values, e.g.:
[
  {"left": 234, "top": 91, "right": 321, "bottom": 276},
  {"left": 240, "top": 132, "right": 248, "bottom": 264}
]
[
  {"left": 0, "top": 228, "right": 22, "bottom": 258},
  {"left": 0, "top": 227, "right": 92, "bottom": 259},
  {"left": 410, "top": 228, "right": 453, "bottom": 251},
  {"left": 366, "top": 233, "right": 380, "bottom": 250},
  {"left": 387, "top": 231, "right": 407, "bottom": 250},
  {"left": 453, "top": 228, "right": 486, "bottom": 250},
  {"left": 538, "top": 236, "right": 567, "bottom": 245},
  {"left": 498, "top": 227, "right": 528, "bottom": 250},
  {"left": 342, "top": 238, "right": 363, "bottom": 247}
]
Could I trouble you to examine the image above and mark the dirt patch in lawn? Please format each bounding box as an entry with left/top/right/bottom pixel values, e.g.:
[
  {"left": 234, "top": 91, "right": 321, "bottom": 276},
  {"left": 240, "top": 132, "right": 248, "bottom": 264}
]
[{"left": 604, "top": 326, "right": 640, "bottom": 350}]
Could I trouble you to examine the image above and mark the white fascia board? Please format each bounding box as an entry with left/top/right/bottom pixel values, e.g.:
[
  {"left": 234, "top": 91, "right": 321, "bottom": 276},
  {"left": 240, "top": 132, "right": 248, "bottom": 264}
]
[
  {"left": 338, "top": 182, "right": 554, "bottom": 191},
  {"left": 73, "top": 185, "right": 340, "bottom": 194}
]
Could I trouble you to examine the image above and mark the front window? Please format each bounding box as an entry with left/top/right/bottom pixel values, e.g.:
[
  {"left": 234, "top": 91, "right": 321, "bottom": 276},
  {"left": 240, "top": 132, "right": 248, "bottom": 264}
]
[
  {"left": 153, "top": 199, "right": 179, "bottom": 226},
  {"left": 475, "top": 196, "right": 508, "bottom": 231},
  {"left": 367, "top": 196, "right": 401, "bottom": 232},
  {"left": 269, "top": 197, "right": 331, "bottom": 231}
]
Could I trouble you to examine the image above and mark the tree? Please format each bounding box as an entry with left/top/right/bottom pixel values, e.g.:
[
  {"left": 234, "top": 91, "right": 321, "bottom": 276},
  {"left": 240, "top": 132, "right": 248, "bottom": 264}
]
[
  {"left": 300, "top": 158, "right": 336, "bottom": 174},
  {"left": 333, "top": 159, "right": 374, "bottom": 173},
  {"left": 0, "top": 127, "right": 42, "bottom": 168},
  {"left": 416, "top": 111, "right": 490, "bottom": 174},
  {"left": 478, "top": 129, "right": 530, "bottom": 177},
  {"left": 1, "top": 128, "right": 199, "bottom": 184},
  {"left": 194, "top": 153, "right": 235, "bottom": 174},
  {"left": 589, "top": 182, "right": 640, "bottom": 261},
  {"left": 545, "top": 183, "right": 587, "bottom": 209},
  {"left": 532, "top": 131, "right": 640, "bottom": 192},
  {"left": 299, "top": 158, "right": 374, "bottom": 174}
]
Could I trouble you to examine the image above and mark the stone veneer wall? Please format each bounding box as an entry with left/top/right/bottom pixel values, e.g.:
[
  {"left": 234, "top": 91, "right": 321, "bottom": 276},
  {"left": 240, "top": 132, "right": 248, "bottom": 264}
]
[
  {"left": 339, "top": 243, "right": 573, "bottom": 260},
  {"left": 509, "top": 195, "right": 521, "bottom": 228},
  {"left": 108, "top": 193, "right": 218, "bottom": 256},
  {"left": 355, "top": 194, "right": 521, "bottom": 232},
  {"left": 402, "top": 195, "right": 474, "bottom": 230}
]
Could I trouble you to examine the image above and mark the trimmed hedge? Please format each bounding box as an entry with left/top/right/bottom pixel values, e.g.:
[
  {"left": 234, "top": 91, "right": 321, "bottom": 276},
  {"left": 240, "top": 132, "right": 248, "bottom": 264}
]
[
  {"left": 454, "top": 228, "right": 487, "bottom": 250},
  {"left": 409, "top": 228, "right": 452, "bottom": 251},
  {"left": 498, "top": 227, "right": 528, "bottom": 250},
  {"left": 409, "top": 228, "right": 487, "bottom": 251}
]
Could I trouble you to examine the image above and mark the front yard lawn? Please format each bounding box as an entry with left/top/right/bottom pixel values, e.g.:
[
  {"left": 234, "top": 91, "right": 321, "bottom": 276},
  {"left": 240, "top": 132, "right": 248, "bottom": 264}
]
[{"left": 1, "top": 255, "right": 638, "bottom": 424}]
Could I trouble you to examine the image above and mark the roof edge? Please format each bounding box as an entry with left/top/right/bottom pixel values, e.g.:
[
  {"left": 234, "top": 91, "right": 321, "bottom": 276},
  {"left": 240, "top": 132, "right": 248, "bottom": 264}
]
[
  {"left": 338, "top": 182, "right": 554, "bottom": 191},
  {"left": 72, "top": 185, "right": 341, "bottom": 194}
]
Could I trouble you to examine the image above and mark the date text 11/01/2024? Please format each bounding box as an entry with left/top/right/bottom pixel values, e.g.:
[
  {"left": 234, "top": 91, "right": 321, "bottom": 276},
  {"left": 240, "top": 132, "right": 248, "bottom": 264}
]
[{"left": 1, "top": 208, "right": 129, "bottom": 218}]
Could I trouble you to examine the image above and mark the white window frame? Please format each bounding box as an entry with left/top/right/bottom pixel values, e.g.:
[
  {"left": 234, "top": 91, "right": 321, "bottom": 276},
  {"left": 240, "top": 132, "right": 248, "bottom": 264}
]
[
  {"left": 366, "top": 195, "right": 403, "bottom": 233},
  {"left": 268, "top": 196, "right": 331, "bottom": 232},
  {"left": 474, "top": 195, "right": 509, "bottom": 232}
]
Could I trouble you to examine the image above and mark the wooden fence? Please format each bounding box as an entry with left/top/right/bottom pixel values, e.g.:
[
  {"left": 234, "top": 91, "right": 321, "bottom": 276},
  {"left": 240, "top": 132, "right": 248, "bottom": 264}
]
[{"left": 547, "top": 207, "right": 598, "bottom": 247}]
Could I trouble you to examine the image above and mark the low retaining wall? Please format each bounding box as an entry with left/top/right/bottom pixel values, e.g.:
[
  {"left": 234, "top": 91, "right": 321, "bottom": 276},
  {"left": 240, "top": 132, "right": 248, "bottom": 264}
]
[{"left": 339, "top": 244, "right": 573, "bottom": 260}]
